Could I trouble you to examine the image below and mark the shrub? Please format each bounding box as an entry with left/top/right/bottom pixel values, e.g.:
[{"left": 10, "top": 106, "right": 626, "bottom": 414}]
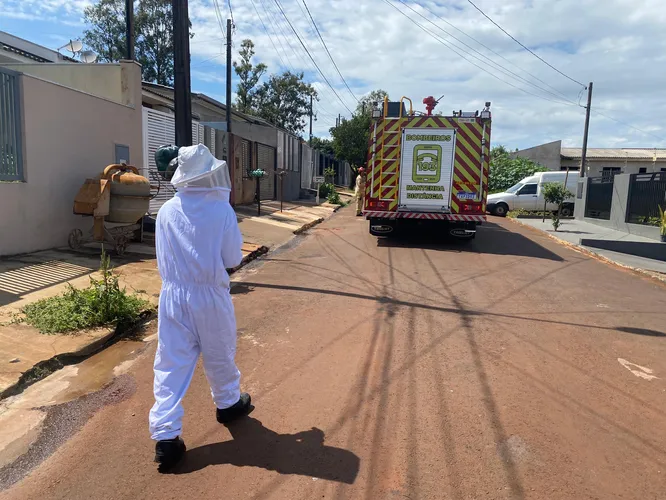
[
  {"left": 318, "top": 182, "right": 335, "bottom": 199},
  {"left": 21, "top": 252, "right": 150, "bottom": 334},
  {"left": 327, "top": 191, "right": 342, "bottom": 205},
  {"left": 323, "top": 167, "right": 336, "bottom": 183},
  {"left": 488, "top": 146, "right": 548, "bottom": 193}
]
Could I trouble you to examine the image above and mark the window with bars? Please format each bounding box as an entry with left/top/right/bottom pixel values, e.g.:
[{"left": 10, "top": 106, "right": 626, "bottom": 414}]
[{"left": 0, "top": 68, "right": 24, "bottom": 182}]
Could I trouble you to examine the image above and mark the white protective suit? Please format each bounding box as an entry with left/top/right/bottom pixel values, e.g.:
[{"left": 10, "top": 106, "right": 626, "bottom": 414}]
[{"left": 149, "top": 144, "right": 244, "bottom": 441}]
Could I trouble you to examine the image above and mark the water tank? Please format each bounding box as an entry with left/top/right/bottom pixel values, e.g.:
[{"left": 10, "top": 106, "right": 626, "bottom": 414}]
[{"left": 102, "top": 164, "right": 151, "bottom": 223}]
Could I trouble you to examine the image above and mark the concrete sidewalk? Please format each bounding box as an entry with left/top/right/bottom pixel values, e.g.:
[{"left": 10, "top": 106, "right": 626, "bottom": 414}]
[
  {"left": 0, "top": 199, "right": 340, "bottom": 397},
  {"left": 510, "top": 217, "right": 666, "bottom": 275}
]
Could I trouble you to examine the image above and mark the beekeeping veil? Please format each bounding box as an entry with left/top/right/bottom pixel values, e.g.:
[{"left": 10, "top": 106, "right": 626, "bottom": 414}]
[{"left": 170, "top": 144, "right": 232, "bottom": 192}]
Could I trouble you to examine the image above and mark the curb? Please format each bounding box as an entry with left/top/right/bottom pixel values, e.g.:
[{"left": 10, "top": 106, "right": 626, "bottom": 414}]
[
  {"left": 228, "top": 245, "right": 269, "bottom": 275},
  {"left": 514, "top": 215, "right": 575, "bottom": 220},
  {"left": 0, "top": 310, "right": 156, "bottom": 401},
  {"left": 507, "top": 217, "right": 666, "bottom": 285},
  {"left": 292, "top": 204, "right": 343, "bottom": 235},
  {"left": 293, "top": 217, "right": 325, "bottom": 235}
]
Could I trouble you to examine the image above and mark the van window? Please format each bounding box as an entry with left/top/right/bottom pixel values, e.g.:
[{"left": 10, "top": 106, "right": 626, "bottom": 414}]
[
  {"left": 505, "top": 182, "right": 523, "bottom": 194},
  {"left": 517, "top": 184, "right": 537, "bottom": 195}
]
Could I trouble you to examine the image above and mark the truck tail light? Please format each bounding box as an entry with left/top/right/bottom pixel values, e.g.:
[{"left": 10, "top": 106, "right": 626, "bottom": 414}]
[
  {"left": 462, "top": 203, "right": 482, "bottom": 212},
  {"left": 366, "top": 199, "right": 388, "bottom": 210}
]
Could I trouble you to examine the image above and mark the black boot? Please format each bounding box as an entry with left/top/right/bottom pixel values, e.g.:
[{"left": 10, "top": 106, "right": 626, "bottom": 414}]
[
  {"left": 216, "top": 393, "right": 252, "bottom": 423},
  {"left": 154, "top": 437, "right": 186, "bottom": 471}
]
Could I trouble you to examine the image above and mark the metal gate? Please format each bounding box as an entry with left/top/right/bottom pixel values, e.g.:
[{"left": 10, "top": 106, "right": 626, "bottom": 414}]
[
  {"left": 257, "top": 143, "right": 275, "bottom": 200},
  {"left": 585, "top": 176, "right": 614, "bottom": 220},
  {"left": 626, "top": 171, "right": 666, "bottom": 224}
]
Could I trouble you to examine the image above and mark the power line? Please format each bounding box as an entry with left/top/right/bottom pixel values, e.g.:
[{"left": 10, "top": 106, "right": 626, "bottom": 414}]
[
  {"left": 227, "top": 0, "right": 235, "bottom": 25},
  {"left": 268, "top": 0, "right": 351, "bottom": 116},
  {"left": 257, "top": 0, "right": 342, "bottom": 118},
  {"left": 192, "top": 52, "right": 224, "bottom": 67},
  {"left": 211, "top": 0, "right": 226, "bottom": 35},
  {"left": 408, "top": 1, "right": 576, "bottom": 103},
  {"left": 395, "top": 0, "right": 578, "bottom": 106},
  {"left": 190, "top": 37, "right": 225, "bottom": 45},
  {"left": 381, "top": 0, "right": 581, "bottom": 107},
  {"left": 271, "top": 0, "right": 353, "bottom": 114},
  {"left": 248, "top": 0, "right": 288, "bottom": 69},
  {"left": 591, "top": 109, "right": 663, "bottom": 143},
  {"left": 299, "top": 0, "right": 358, "bottom": 103},
  {"left": 257, "top": 0, "right": 299, "bottom": 70},
  {"left": 466, "top": 0, "right": 586, "bottom": 88}
]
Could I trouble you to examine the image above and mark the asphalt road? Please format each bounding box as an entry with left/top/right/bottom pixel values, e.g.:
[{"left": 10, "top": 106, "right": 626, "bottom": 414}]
[{"left": 3, "top": 208, "right": 666, "bottom": 499}]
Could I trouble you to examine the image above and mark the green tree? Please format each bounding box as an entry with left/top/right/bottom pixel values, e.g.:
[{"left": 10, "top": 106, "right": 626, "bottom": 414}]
[
  {"left": 254, "top": 71, "right": 317, "bottom": 135},
  {"left": 542, "top": 183, "right": 574, "bottom": 231},
  {"left": 330, "top": 113, "right": 371, "bottom": 179},
  {"left": 82, "top": 0, "right": 126, "bottom": 63},
  {"left": 356, "top": 89, "right": 389, "bottom": 116},
  {"left": 488, "top": 146, "right": 547, "bottom": 193},
  {"left": 82, "top": 0, "right": 192, "bottom": 85},
  {"left": 233, "top": 39, "right": 267, "bottom": 114},
  {"left": 135, "top": 0, "right": 181, "bottom": 85},
  {"left": 310, "top": 137, "right": 334, "bottom": 156}
]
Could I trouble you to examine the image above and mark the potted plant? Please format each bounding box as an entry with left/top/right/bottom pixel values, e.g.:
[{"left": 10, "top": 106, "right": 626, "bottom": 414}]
[{"left": 659, "top": 206, "right": 666, "bottom": 242}]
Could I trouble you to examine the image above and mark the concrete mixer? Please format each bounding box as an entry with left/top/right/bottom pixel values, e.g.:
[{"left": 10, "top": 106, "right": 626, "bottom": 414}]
[{"left": 68, "top": 164, "right": 151, "bottom": 255}]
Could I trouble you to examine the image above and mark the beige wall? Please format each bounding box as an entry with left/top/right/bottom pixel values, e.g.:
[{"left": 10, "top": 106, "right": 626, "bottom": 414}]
[
  {"left": 0, "top": 70, "right": 143, "bottom": 256},
  {"left": 0, "top": 61, "right": 141, "bottom": 106}
]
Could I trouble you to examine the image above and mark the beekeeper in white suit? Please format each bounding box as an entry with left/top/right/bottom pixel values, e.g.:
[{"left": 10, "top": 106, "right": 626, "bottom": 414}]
[{"left": 149, "top": 144, "right": 252, "bottom": 470}]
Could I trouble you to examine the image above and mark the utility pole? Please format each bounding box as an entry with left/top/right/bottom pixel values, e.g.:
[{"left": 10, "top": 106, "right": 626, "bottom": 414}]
[
  {"left": 308, "top": 95, "right": 313, "bottom": 146},
  {"left": 579, "top": 82, "right": 593, "bottom": 177},
  {"left": 226, "top": 18, "right": 233, "bottom": 135},
  {"left": 172, "top": 0, "right": 192, "bottom": 146},
  {"left": 125, "top": 0, "right": 134, "bottom": 60}
]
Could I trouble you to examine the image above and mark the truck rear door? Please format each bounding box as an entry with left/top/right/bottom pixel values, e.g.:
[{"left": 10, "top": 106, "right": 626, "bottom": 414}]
[{"left": 398, "top": 128, "right": 456, "bottom": 212}]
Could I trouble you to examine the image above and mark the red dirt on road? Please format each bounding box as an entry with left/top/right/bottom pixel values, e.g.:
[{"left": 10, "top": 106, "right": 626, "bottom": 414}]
[{"left": 2, "top": 208, "right": 666, "bottom": 500}]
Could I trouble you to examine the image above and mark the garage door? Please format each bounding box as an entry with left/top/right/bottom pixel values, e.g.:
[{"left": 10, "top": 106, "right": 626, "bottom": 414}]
[{"left": 257, "top": 143, "right": 275, "bottom": 200}]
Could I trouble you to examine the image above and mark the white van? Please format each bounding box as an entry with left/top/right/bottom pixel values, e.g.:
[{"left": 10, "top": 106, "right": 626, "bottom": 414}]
[{"left": 487, "top": 171, "right": 579, "bottom": 217}]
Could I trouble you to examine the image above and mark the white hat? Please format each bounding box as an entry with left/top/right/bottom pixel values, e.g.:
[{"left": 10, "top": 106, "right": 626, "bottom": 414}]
[{"left": 170, "top": 144, "right": 232, "bottom": 191}]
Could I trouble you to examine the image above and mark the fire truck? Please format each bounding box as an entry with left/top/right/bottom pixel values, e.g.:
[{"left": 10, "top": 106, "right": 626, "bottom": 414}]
[{"left": 363, "top": 96, "right": 491, "bottom": 240}]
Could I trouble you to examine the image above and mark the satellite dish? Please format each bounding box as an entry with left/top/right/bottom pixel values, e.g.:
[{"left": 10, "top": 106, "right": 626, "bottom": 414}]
[
  {"left": 60, "top": 39, "right": 83, "bottom": 54},
  {"left": 80, "top": 50, "right": 98, "bottom": 64}
]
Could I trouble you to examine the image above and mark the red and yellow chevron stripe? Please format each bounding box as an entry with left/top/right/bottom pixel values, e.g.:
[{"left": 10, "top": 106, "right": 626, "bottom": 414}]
[{"left": 365, "top": 114, "right": 490, "bottom": 215}]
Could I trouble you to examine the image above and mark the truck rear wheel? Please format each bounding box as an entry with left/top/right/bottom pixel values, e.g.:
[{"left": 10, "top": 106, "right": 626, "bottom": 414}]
[
  {"left": 449, "top": 222, "right": 477, "bottom": 241},
  {"left": 369, "top": 219, "right": 396, "bottom": 237}
]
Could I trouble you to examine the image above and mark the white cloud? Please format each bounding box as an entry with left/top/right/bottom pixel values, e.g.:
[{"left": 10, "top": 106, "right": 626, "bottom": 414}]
[{"left": 5, "top": 0, "right": 666, "bottom": 147}]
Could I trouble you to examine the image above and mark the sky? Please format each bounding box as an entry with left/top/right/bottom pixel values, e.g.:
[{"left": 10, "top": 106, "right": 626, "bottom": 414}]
[{"left": 2, "top": 0, "right": 665, "bottom": 149}]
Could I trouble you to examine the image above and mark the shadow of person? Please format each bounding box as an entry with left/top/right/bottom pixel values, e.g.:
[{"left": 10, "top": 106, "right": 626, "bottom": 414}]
[
  {"left": 172, "top": 417, "right": 360, "bottom": 484},
  {"left": 616, "top": 326, "right": 666, "bottom": 337}
]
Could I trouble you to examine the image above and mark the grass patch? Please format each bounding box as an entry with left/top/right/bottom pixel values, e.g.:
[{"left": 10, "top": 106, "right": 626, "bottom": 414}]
[
  {"left": 507, "top": 209, "right": 529, "bottom": 218},
  {"left": 20, "top": 251, "right": 151, "bottom": 334}
]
